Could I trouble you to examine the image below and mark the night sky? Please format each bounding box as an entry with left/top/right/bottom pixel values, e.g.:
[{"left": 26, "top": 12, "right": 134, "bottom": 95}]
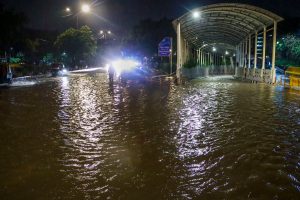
[{"left": 1, "top": 0, "right": 300, "bottom": 31}]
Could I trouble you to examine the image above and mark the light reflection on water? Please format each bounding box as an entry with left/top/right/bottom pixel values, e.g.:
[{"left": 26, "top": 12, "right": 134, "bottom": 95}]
[{"left": 0, "top": 74, "right": 300, "bottom": 199}]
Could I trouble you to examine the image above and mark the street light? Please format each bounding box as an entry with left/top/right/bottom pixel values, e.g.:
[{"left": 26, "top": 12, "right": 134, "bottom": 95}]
[
  {"left": 64, "top": 3, "right": 92, "bottom": 29},
  {"left": 81, "top": 4, "right": 91, "bottom": 13},
  {"left": 212, "top": 47, "right": 217, "bottom": 52},
  {"left": 99, "top": 30, "right": 112, "bottom": 39},
  {"left": 193, "top": 11, "right": 200, "bottom": 18}
]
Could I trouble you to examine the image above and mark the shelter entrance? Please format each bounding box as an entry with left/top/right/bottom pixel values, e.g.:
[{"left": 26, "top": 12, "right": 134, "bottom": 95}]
[{"left": 173, "top": 3, "right": 283, "bottom": 83}]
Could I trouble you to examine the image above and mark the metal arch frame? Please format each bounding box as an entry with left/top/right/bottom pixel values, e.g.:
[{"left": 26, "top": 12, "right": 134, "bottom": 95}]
[
  {"left": 205, "top": 43, "right": 236, "bottom": 51},
  {"left": 174, "top": 3, "right": 284, "bottom": 84},
  {"left": 182, "top": 10, "right": 267, "bottom": 28},
  {"left": 184, "top": 34, "right": 241, "bottom": 47},
  {"left": 183, "top": 26, "right": 249, "bottom": 40},
  {"left": 174, "top": 3, "right": 283, "bottom": 48},
  {"left": 193, "top": 37, "right": 240, "bottom": 46},
  {"left": 184, "top": 30, "right": 244, "bottom": 45},
  {"left": 199, "top": 9, "right": 270, "bottom": 25},
  {"left": 193, "top": 21, "right": 251, "bottom": 32},
  {"left": 182, "top": 16, "right": 258, "bottom": 46},
  {"left": 181, "top": 15, "right": 259, "bottom": 33},
  {"left": 177, "top": 3, "right": 283, "bottom": 23},
  {"left": 182, "top": 19, "right": 255, "bottom": 34}
]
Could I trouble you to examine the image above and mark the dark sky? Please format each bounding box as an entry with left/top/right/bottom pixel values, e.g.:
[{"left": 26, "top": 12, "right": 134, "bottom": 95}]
[{"left": 1, "top": 0, "right": 300, "bottom": 31}]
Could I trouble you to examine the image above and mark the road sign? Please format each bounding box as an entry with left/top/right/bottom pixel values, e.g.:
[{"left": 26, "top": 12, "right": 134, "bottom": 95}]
[{"left": 158, "top": 37, "right": 172, "bottom": 57}]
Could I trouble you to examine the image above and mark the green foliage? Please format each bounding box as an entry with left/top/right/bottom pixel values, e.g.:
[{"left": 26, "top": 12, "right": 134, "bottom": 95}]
[
  {"left": 276, "top": 58, "right": 300, "bottom": 67},
  {"left": 54, "top": 26, "right": 96, "bottom": 67},
  {"left": 10, "top": 52, "right": 24, "bottom": 63},
  {"left": 183, "top": 58, "right": 197, "bottom": 69},
  {"left": 277, "top": 34, "right": 300, "bottom": 66},
  {"left": 42, "top": 53, "right": 54, "bottom": 65}
]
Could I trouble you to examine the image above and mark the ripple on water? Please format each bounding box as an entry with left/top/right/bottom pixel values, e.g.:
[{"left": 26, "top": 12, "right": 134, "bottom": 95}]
[{"left": 0, "top": 75, "right": 300, "bottom": 199}]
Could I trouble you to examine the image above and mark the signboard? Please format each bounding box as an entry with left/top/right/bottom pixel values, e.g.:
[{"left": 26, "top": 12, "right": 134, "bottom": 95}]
[{"left": 158, "top": 37, "right": 172, "bottom": 57}]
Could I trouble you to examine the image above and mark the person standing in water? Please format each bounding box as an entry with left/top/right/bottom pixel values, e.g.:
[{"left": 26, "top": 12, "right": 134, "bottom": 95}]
[{"left": 108, "top": 64, "right": 115, "bottom": 82}]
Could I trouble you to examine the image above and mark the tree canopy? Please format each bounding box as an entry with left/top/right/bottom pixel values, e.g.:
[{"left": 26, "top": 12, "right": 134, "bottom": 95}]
[
  {"left": 54, "top": 26, "right": 96, "bottom": 67},
  {"left": 277, "top": 34, "right": 300, "bottom": 66}
]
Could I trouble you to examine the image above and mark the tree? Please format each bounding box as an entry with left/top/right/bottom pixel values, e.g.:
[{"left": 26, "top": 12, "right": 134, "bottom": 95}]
[
  {"left": 54, "top": 26, "right": 96, "bottom": 68},
  {"left": 277, "top": 34, "right": 300, "bottom": 66}
]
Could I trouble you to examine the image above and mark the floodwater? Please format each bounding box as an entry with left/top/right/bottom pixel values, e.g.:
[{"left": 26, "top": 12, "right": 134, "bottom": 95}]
[{"left": 0, "top": 73, "right": 300, "bottom": 199}]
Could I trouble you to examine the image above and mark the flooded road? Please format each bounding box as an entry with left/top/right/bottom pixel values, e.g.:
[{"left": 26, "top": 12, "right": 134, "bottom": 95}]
[{"left": 0, "top": 73, "right": 300, "bottom": 199}]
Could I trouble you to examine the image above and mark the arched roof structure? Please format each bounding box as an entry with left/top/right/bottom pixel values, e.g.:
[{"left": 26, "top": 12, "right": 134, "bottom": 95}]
[{"left": 173, "top": 3, "right": 284, "bottom": 50}]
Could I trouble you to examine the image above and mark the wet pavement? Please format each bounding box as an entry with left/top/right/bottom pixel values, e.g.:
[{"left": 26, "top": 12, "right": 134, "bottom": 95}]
[{"left": 0, "top": 73, "right": 300, "bottom": 199}]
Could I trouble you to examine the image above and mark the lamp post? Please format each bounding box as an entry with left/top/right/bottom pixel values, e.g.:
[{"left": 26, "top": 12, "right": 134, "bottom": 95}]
[
  {"left": 64, "top": 3, "right": 91, "bottom": 29},
  {"left": 99, "top": 30, "right": 112, "bottom": 40}
]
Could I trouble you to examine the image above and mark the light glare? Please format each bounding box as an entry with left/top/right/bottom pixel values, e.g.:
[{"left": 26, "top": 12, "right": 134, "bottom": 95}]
[
  {"left": 112, "top": 59, "right": 140, "bottom": 76},
  {"left": 193, "top": 11, "right": 200, "bottom": 18},
  {"left": 81, "top": 4, "right": 91, "bottom": 13}
]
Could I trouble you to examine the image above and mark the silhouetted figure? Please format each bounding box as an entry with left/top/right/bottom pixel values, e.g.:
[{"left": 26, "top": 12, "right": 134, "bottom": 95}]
[{"left": 108, "top": 65, "right": 115, "bottom": 82}]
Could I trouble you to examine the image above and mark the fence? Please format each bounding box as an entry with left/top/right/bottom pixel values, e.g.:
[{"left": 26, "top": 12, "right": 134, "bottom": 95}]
[{"left": 182, "top": 65, "right": 235, "bottom": 79}]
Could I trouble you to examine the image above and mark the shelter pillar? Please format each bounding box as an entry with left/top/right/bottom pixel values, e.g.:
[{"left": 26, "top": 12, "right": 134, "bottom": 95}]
[
  {"left": 176, "top": 22, "right": 182, "bottom": 79},
  {"left": 235, "top": 46, "right": 238, "bottom": 76},
  {"left": 200, "top": 51, "right": 202, "bottom": 66},
  {"left": 262, "top": 26, "right": 267, "bottom": 78},
  {"left": 271, "top": 21, "right": 278, "bottom": 84},
  {"left": 254, "top": 31, "right": 258, "bottom": 69},
  {"left": 244, "top": 39, "right": 248, "bottom": 68},
  {"left": 248, "top": 35, "right": 251, "bottom": 69},
  {"left": 241, "top": 43, "right": 244, "bottom": 68}
]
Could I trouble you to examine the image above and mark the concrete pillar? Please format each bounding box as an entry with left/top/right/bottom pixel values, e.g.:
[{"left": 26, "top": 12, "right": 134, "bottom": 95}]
[
  {"left": 184, "top": 41, "right": 187, "bottom": 63},
  {"left": 237, "top": 45, "right": 240, "bottom": 67},
  {"left": 254, "top": 31, "right": 258, "bottom": 69},
  {"left": 235, "top": 47, "right": 238, "bottom": 76},
  {"left": 241, "top": 43, "right": 244, "bottom": 68},
  {"left": 262, "top": 26, "right": 267, "bottom": 81},
  {"left": 198, "top": 49, "right": 200, "bottom": 65},
  {"left": 207, "top": 53, "right": 210, "bottom": 66},
  {"left": 176, "top": 22, "right": 182, "bottom": 79},
  {"left": 215, "top": 54, "right": 217, "bottom": 66},
  {"left": 248, "top": 35, "right": 251, "bottom": 69},
  {"left": 200, "top": 51, "right": 202, "bottom": 66},
  {"left": 241, "top": 42, "right": 245, "bottom": 68},
  {"left": 202, "top": 51, "right": 204, "bottom": 66},
  {"left": 203, "top": 51, "right": 205, "bottom": 66},
  {"left": 244, "top": 39, "right": 248, "bottom": 68},
  {"left": 272, "top": 21, "right": 278, "bottom": 84},
  {"left": 262, "top": 26, "right": 267, "bottom": 70},
  {"left": 237, "top": 45, "right": 239, "bottom": 67}
]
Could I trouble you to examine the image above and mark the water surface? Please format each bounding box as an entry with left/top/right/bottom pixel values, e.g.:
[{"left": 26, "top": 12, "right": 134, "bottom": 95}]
[{"left": 0, "top": 74, "right": 300, "bottom": 199}]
